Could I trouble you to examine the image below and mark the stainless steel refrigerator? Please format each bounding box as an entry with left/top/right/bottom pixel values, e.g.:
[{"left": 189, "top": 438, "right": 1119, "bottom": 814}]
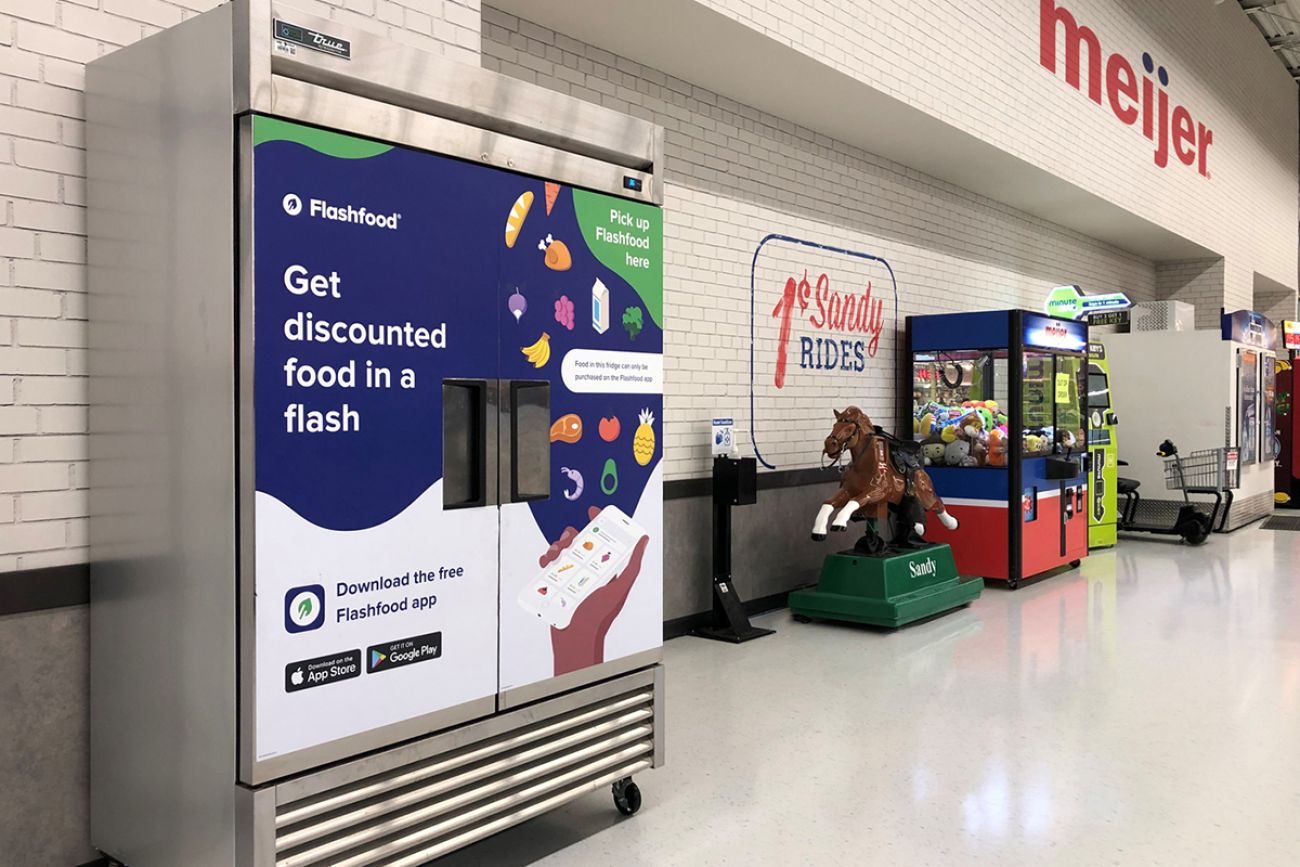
[{"left": 88, "top": 3, "right": 665, "bottom": 863}]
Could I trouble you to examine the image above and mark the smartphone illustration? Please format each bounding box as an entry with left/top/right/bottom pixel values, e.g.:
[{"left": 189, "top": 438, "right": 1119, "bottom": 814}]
[{"left": 518, "top": 505, "right": 647, "bottom": 629}]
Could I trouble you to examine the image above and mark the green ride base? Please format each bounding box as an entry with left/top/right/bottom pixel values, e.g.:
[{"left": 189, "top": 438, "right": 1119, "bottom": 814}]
[{"left": 789, "top": 543, "right": 983, "bottom": 629}]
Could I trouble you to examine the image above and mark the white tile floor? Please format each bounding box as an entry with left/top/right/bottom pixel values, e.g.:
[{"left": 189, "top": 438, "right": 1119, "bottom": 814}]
[{"left": 442, "top": 524, "right": 1300, "bottom": 866}]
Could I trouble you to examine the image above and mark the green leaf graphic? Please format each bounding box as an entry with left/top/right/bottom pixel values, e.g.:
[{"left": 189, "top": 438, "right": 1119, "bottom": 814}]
[
  {"left": 573, "top": 190, "right": 662, "bottom": 328},
  {"left": 297, "top": 598, "right": 313, "bottom": 619},
  {"left": 253, "top": 116, "right": 393, "bottom": 159}
]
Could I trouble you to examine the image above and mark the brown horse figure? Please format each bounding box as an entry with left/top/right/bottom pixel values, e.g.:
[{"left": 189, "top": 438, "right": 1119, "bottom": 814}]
[{"left": 811, "top": 406, "right": 959, "bottom": 543}]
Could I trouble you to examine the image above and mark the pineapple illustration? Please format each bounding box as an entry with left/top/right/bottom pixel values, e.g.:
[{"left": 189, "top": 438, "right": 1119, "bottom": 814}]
[{"left": 633, "top": 408, "right": 656, "bottom": 466}]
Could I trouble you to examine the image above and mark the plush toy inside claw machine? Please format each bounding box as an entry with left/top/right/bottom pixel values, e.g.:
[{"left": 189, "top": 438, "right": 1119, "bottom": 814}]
[{"left": 788, "top": 406, "right": 983, "bottom": 628}]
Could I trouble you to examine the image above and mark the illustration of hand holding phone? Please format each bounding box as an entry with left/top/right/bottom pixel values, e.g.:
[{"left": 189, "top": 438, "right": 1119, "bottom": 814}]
[
  {"left": 521, "top": 505, "right": 650, "bottom": 676},
  {"left": 519, "top": 505, "right": 646, "bottom": 629}
]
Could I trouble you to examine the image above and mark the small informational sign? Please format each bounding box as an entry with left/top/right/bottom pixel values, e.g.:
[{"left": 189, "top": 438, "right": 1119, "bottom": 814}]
[
  {"left": 1055, "top": 372, "right": 1071, "bottom": 404},
  {"left": 1238, "top": 350, "right": 1259, "bottom": 465},
  {"left": 1023, "top": 313, "right": 1088, "bottom": 352},
  {"left": 1088, "top": 310, "right": 1130, "bottom": 328},
  {"left": 1221, "top": 310, "right": 1277, "bottom": 350},
  {"left": 1283, "top": 320, "right": 1300, "bottom": 350},
  {"left": 1225, "top": 449, "right": 1239, "bottom": 473},
  {"left": 1044, "top": 284, "right": 1131, "bottom": 321},
  {"left": 712, "top": 417, "right": 735, "bottom": 456}
]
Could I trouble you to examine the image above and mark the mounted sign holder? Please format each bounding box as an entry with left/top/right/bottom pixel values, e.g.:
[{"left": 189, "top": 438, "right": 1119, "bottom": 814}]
[
  {"left": 694, "top": 456, "right": 775, "bottom": 643},
  {"left": 712, "top": 416, "right": 739, "bottom": 457}
]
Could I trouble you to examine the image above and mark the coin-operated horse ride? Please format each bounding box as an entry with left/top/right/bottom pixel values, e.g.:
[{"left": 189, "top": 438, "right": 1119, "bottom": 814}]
[{"left": 789, "top": 407, "right": 983, "bottom": 628}]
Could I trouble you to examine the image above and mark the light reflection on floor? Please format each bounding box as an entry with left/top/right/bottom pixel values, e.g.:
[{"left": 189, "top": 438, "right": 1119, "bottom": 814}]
[{"left": 438, "top": 524, "right": 1300, "bottom": 866}]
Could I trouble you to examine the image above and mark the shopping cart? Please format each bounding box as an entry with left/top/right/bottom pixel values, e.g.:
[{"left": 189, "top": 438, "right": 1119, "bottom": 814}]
[{"left": 1116, "top": 440, "right": 1232, "bottom": 545}]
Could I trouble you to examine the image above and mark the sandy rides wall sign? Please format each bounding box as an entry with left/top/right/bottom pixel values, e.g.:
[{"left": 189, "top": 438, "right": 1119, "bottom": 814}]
[{"left": 749, "top": 234, "right": 899, "bottom": 469}]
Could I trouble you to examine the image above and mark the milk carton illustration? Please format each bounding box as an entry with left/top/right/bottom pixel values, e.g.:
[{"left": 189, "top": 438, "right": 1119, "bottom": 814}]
[{"left": 592, "top": 278, "right": 610, "bottom": 334}]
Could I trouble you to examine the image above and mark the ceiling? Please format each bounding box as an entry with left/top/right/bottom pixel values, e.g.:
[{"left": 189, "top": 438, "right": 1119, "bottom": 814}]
[
  {"left": 1238, "top": 0, "right": 1300, "bottom": 80},
  {"left": 492, "top": 0, "right": 1216, "bottom": 262}
]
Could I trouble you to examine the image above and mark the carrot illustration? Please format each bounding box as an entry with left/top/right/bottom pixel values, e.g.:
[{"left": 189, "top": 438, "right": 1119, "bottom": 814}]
[{"left": 545, "top": 182, "right": 560, "bottom": 215}]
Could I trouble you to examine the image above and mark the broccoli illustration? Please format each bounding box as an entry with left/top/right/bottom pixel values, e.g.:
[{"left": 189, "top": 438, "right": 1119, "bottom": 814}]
[{"left": 622, "top": 306, "right": 643, "bottom": 340}]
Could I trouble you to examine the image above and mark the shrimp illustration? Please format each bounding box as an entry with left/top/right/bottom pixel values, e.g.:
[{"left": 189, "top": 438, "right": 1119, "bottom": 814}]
[{"left": 560, "top": 467, "right": 584, "bottom": 501}]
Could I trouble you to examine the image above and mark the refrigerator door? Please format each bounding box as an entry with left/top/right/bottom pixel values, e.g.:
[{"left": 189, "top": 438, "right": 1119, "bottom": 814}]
[
  {"left": 496, "top": 184, "right": 664, "bottom": 706},
  {"left": 243, "top": 117, "right": 517, "bottom": 782}
]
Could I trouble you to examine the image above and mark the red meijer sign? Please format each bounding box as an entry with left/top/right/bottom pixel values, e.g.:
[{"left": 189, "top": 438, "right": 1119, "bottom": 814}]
[{"left": 1040, "top": 0, "right": 1213, "bottom": 177}]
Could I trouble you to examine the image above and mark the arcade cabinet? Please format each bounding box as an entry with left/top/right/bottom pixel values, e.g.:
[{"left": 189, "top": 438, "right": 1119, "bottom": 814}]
[
  {"left": 905, "top": 310, "right": 1089, "bottom": 589},
  {"left": 1278, "top": 320, "right": 1299, "bottom": 507},
  {"left": 1087, "top": 340, "right": 1120, "bottom": 547}
]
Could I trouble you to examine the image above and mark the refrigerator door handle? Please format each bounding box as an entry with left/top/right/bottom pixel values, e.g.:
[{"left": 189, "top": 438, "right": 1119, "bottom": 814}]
[
  {"left": 503, "top": 379, "right": 551, "bottom": 503},
  {"left": 442, "top": 379, "right": 497, "bottom": 508}
]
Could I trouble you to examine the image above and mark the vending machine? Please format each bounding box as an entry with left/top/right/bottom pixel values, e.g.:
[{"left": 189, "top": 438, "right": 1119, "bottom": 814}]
[
  {"left": 905, "top": 310, "right": 1090, "bottom": 589},
  {"left": 88, "top": 3, "right": 665, "bottom": 864},
  {"left": 1086, "top": 340, "right": 1120, "bottom": 547}
]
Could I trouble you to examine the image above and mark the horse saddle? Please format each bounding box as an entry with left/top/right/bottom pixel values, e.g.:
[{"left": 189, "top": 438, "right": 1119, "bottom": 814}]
[{"left": 889, "top": 438, "right": 923, "bottom": 477}]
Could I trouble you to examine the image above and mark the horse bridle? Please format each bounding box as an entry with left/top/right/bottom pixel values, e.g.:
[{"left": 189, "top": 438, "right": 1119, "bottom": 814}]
[{"left": 824, "top": 417, "right": 869, "bottom": 469}]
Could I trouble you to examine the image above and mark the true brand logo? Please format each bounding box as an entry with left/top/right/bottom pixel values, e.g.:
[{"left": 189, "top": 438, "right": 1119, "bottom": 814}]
[{"left": 1039, "top": 0, "right": 1213, "bottom": 177}]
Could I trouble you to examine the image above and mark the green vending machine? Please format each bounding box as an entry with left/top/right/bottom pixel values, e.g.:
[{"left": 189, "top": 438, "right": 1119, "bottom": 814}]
[{"left": 1087, "top": 341, "right": 1120, "bottom": 547}]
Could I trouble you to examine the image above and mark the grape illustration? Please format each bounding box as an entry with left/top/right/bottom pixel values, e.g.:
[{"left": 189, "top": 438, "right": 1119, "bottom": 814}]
[{"left": 554, "top": 295, "right": 575, "bottom": 330}]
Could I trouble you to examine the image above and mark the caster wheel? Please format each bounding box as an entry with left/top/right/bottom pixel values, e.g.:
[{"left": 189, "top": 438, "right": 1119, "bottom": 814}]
[
  {"left": 1070, "top": 560, "right": 1081, "bottom": 568},
  {"left": 612, "top": 778, "right": 641, "bottom": 816},
  {"left": 792, "top": 614, "right": 812, "bottom": 623},
  {"left": 1006, "top": 578, "right": 1020, "bottom": 590},
  {"left": 1182, "top": 522, "right": 1210, "bottom": 545}
]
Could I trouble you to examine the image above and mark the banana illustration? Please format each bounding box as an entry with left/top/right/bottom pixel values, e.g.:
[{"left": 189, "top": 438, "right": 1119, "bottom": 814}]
[{"left": 521, "top": 332, "right": 551, "bottom": 368}]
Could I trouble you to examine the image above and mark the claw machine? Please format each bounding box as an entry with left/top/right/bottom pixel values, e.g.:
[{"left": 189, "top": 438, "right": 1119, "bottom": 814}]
[
  {"left": 88, "top": 3, "right": 665, "bottom": 864},
  {"left": 904, "top": 311, "right": 1090, "bottom": 589}
]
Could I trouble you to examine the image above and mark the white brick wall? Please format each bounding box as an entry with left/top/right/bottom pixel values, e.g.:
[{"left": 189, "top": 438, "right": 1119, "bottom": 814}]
[
  {"left": 1155, "top": 258, "right": 1227, "bottom": 331},
  {"left": 0, "top": 0, "right": 479, "bottom": 568},
  {"left": 3, "top": 1, "right": 1293, "bottom": 563},
  {"left": 483, "top": 6, "right": 1160, "bottom": 480},
  {"left": 687, "top": 0, "right": 1298, "bottom": 302}
]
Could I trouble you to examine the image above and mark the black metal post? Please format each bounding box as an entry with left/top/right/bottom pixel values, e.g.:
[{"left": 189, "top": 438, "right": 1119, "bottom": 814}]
[{"left": 693, "top": 457, "right": 775, "bottom": 643}]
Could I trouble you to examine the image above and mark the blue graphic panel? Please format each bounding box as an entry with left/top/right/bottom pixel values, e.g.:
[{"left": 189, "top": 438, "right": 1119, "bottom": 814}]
[
  {"left": 496, "top": 183, "right": 663, "bottom": 544},
  {"left": 254, "top": 138, "right": 506, "bottom": 530},
  {"left": 253, "top": 124, "right": 663, "bottom": 536}
]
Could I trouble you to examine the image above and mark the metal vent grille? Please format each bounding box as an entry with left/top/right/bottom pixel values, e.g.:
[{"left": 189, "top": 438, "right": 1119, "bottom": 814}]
[
  {"left": 272, "top": 683, "right": 656, "bottom": 866},
  {"left": 1133, "top": 302, "right": 1170, "bottom": 332}
]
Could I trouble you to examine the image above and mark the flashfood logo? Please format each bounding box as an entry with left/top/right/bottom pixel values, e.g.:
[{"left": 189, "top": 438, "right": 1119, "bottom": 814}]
[
  {"left": 284, "top": 584, "right": 326, "bottom": 633},
  {"left": 909, "top": 557, "right": 938, "bottom": 580},
  {"left": 281, "top": 191, "right": 402, "bottom": 230},
  {"left": 1040, "top": 0, "right": 1214, "bottom": 177}
]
